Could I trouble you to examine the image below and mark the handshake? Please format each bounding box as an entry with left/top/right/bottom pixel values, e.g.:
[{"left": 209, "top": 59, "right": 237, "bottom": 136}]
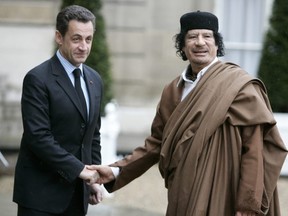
[
  {"left": 79, "top": 164, "right": 115, "bottom": 185},
  {"left": 78, "top": 165, "right": 115, "bottom": 205}
]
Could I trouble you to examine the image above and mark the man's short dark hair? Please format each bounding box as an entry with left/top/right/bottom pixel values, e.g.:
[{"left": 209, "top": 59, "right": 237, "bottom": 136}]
[{"left": 56, "top": 5, "right": 96, "bottom": 36}]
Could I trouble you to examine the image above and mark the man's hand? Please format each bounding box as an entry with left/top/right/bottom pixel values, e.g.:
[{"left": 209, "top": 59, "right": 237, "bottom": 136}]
[
  {"left": 79, "top": 165, "right": 100, "bottom": 185},
  {"left": 235, "top": 211, "right": 256, "bottom": 216},
  {"left": 86, "top": 165, "right": 115, "bottom": 184},
  {"left": 89, "top": 184, "right": 103, "bottom": 205}
]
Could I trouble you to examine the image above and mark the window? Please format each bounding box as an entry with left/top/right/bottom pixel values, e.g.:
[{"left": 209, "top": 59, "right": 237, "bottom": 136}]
[{"left": 216, "top": 0, "right": 272, "bottom": 76}]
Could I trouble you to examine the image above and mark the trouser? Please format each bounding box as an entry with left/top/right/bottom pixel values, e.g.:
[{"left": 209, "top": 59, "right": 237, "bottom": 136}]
[{"left": 17, "top": 179, "right": 85, "bottom": 216}]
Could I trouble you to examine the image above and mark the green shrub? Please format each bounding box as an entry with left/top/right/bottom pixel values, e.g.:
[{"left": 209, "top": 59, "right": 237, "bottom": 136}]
[
  {"left": 258, "top": 0, "right": 288, "bottom": 112},
  {"left": 60, "top": 0, "right": 113, "bottom": 116}
]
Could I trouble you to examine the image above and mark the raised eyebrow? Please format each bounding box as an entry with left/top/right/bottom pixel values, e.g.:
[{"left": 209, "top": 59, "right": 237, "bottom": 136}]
[
  {"left": 203, "top": 32, "right": 213, "bottom": 36},
  {"left": 72, "top": 34, "right": 82, "bottom": 38},
  {"left": 72, "top": 34, "right": 93, "bottom": 39},
  {"left": 187, "top": 33, "right": 198, "bottom": 37}
]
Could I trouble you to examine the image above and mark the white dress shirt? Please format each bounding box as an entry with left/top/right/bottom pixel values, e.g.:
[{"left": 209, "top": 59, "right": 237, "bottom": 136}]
[
  {"left": 178, "top": 57, "right": 218, "bottom": 101},
  {"left": 56, "top": 50, "right": 90, "bottom": 116}
]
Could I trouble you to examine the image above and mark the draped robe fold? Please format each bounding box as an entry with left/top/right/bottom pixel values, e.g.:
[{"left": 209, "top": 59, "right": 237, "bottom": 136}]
[{"left": 106, "top": 61, "right": 287, "bottom": 215}]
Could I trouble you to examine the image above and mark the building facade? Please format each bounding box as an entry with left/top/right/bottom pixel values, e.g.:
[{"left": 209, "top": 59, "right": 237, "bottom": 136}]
[{"left": 0, "top": 0, "right": 273, "bottom": 148}]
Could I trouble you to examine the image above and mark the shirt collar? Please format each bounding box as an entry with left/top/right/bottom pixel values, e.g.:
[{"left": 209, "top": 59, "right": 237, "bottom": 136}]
[
  {"left": 177, "top": 57, "right": 218, "bottom": 87},
  {"left": 56, "top": 50, "right": 84, "bottom": 77}
]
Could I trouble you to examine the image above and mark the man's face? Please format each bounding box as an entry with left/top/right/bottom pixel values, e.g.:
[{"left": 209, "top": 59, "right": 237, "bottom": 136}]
[
  {"left": 55, "top": 20, "right": 94, "bottom": 67},
  {"left": 182, "top": 29, "right": 218, "bottom": 71}
]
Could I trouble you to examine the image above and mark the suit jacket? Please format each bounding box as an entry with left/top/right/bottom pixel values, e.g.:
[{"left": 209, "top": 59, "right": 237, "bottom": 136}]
[{"left": 13, "top": 54, "right": 103, "bottom": 214}]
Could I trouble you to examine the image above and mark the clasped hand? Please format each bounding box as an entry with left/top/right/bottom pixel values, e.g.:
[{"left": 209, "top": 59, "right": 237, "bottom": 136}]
[
  {"left": 79, "top": 165, "right": 100, "bottom": 185},
  {"left": 79, "top": 164, "right": 115, "bottom": 185},
  {"left": 89, "top": 183, "right": 103, "bottom": 205},
  {"left": 79, "top": 166, "right": 103, "bottom": 204},
  {"left": 86, "top": 164, "right": 115, "bottom": 184}
]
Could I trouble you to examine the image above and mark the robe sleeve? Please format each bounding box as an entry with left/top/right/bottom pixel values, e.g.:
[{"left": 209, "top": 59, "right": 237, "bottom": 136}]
[
  {"left": 104, "top": 104, "right": 163, "bottom": 192},
  {"left": 236, "top": 125, "right": 265, "bottom": 214},
  {"left": 228, "top": 82, "right": 287, "bottom": 214}
]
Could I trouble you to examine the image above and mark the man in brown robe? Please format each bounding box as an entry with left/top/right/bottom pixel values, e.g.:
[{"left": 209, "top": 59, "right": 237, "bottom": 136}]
[{"left": 90, "top": 11, "right": 287, "bottom": 215}]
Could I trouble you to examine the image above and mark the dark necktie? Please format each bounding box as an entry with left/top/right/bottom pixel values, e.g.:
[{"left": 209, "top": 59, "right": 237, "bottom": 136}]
[{"left": 73, "top": 68, "right": 87, "bottom": 121}]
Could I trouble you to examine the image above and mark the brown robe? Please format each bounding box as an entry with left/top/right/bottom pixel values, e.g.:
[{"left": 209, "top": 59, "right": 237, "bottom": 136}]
[{"left": 106, "top": 61, "right": 287, "bottom": 215}]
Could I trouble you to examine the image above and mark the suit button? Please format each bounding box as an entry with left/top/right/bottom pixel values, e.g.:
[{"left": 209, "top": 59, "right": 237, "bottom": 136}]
[
  {"left": 80, "top": 129, "right": 84, "bottom": 136},
  {"left": 81, "top": 123, "right": 86, "bottom": 128}
]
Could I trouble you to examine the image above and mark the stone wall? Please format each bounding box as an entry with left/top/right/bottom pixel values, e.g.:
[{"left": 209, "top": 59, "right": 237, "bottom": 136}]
[
  {"left": 102, "top": 0, "right": 214, "bottom": 106},
  {"left": 0, "top": 0, "right": 60, "bottom": 148},
  {"left": 0, "top": 0, "right": 215, "bottom": 148}
]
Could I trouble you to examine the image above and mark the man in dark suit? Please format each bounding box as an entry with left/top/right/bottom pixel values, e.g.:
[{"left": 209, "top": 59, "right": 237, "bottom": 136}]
[{"left": 13, "top": 5, "right": 103, "bottom": 216}]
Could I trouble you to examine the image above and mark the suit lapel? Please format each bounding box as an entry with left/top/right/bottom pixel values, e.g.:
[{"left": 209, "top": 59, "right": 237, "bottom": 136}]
[{"left": 50, "top": 55, "right": 87, "bottom": 121}]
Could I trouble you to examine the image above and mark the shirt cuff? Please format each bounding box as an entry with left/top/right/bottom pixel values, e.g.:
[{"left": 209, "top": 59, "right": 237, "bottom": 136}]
[{"left": 110, "top": 166, "right": 120, "bottom": 177}]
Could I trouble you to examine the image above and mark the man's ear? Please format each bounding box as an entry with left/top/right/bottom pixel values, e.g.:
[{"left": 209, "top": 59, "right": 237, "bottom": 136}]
[{"left": 55, "top": 30, "right": 63, "bottom": 45}]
